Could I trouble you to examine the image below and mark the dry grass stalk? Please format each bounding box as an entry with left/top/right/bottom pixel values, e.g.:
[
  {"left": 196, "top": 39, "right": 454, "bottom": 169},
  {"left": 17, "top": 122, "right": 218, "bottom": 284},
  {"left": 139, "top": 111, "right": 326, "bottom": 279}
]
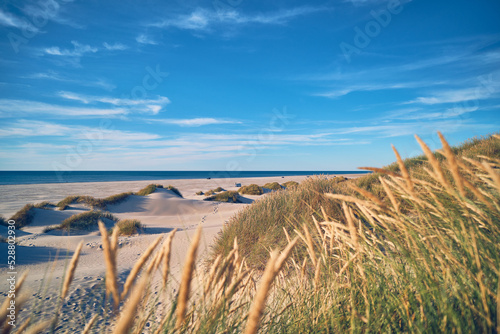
[
  {"left": 61, "top": 241, "right": 83, "bottom": 300},
  {"left": 113, "top": 274, "right": 150, "bottom": 334},
  {"left": 82, "top": 314, "right": 99, "bottom": 334},
  {"left": 122, "top": 235, "right": 162, "bottom": 299},
  {"left": 15, "top": 317, "right": 31, "bottom": 333},
  {"left": 349, "top": 184, "right": 385, "bottom": 208},
  {"left": 204, "top": 254, "right": 222, "bottom": 295},
  {"left": 98, "top": 221, "right": 120, "bottom": 309},
  {"left": 379, "top": 177, "right": 399, "bottom": 213},
  {"left": 244, "top": 250, "right": 278, "bottom": 334},
  {"left": 244, "top": 238, "right": 298, "bottom": 334},
  {"left": 23, "top": 320, "right": 52, "bottom": 334},
  {"left": 415, "top": 134, "right": 454, "bottom": 194},
  {"left": 162, "top": 228, "right": 177, "bottom": 285},
  {"left": 343, "top": 202, "right": 359, "bottom": 250},
  {"left": 438, "top": 131, "right": 466, "bottom": 197},
  {"left": 175, "top": 225, "right": 202, "bottom": 329},
  {"left": 358, "top": 166, "right": 402, "bottom": 178},
  {"left": 110, "top": 226, "right": 119, "bottom": 257},
  {"left": 392, "top": 144, "right": 414, "bottom": 194}
]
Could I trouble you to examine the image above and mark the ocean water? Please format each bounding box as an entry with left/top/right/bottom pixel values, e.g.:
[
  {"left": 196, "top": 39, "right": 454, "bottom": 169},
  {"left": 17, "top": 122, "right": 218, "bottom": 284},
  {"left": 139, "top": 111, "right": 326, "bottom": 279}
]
[{"left": 0, "top": 171, "right": 369, "bottom": 186}]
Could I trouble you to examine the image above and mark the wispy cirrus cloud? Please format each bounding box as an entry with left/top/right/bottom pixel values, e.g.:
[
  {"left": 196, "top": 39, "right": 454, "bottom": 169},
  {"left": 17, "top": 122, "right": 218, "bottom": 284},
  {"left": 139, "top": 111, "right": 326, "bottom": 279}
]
[
  {"left": 103, "top": 42, "right": 128, "bottom": 50},
  {"left": 0, "top": 120, "right": 160, "bottom": 142},
  {"left": 409, "top": 86, "right": 499, "bottom": 105},
  {"left": 0, "top": 99, "right": 126, "bottom": 118},
  {"left": 152, "top": 118, "right": 241, "bottom": 127},
  {"left": 136, "top": 34, "right": 158, "bottom": 45},
  {"left": 59, "top": 91, "right": 170, "bottom": 114},
  {"left": 25, "top": 71, "right": 116, "bottom": 91},
  {"left": 44, "top": 41, "right": 98, "bottom": 57},
  {"left": 150, "top": 6, "right": 328, "bottom": 31},
  {"left": 0, "top": 9, "right": 34, "bottom": 30}
]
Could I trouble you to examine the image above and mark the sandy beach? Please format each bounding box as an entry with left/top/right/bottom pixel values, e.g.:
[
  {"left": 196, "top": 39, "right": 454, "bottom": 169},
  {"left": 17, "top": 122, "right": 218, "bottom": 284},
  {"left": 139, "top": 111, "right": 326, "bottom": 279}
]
[{"left": 0, "top": 173, "right": 363, "bottom": 331}]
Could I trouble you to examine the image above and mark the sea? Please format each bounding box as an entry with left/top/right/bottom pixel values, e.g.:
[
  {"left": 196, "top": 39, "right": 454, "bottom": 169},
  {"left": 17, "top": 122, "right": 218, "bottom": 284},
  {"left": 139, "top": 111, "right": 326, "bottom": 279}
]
[{"left": 0, "top": 171, "right": 369, "bottom": 186}]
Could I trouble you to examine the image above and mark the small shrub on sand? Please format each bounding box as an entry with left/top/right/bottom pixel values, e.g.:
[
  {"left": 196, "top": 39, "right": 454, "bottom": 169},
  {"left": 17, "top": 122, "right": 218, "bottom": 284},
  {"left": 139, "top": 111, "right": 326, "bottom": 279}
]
[
  {"left": 282, "top": 181, "right": 299, "bottom": 189},
  {"left": 239, "top": 184, "right": 263, "bottom": 195},
  {"left": 9, "top": 204, "right": 35, "bottom": 228},
  {"left": 262, "top": 182, "right": 282, "bottom": 191},
  {"left": 205, "top": 187, "right": 225, "bottom": 196},
  {"left": 166, "top": 185, "right": 183, "bottom": 198},
  {"left": 204, "top": 191, "right": 241, "bottom": 203},
  {"left": 57, "top": 211, "right": 118, "bottom": 231},
  {"left": 196, "top": 191, "right": 204, "bottom": 195},
  {"left": 136, "top": 184, "right": 163, "bottom": 196},
  {"left": 111, "top": 219, "right": 143, "bottom": 236}
]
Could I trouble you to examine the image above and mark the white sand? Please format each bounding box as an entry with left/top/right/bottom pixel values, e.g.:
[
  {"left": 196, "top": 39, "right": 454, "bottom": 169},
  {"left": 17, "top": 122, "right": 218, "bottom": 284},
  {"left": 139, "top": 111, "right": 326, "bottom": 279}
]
[{"left": 0, "top": 174, "right": 363, "bottom": 331}]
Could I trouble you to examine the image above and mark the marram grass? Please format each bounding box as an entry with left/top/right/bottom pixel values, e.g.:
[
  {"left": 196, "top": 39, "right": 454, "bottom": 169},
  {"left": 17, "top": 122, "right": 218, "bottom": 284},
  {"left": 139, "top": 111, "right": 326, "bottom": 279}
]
[{"left": 1, "top": 133, "right": 499, "bottom": 333}]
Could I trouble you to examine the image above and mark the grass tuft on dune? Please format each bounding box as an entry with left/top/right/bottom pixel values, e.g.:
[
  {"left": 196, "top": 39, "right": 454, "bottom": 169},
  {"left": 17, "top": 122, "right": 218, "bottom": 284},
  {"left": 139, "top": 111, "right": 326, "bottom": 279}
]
[
  {"left": 239, "top": 184, "right": 263, "bottom": 195},
  {"left": 204, "top": 191, "right": 241, "bottom": 203},
  {"left": 262, "top": 182, "right": 282, "bottom": 191},
  {"left": 47, "top": 211, "right": 118, "bottom": 232},
  {"left": 111, "top": 219, "right": 143, "bottom": 236}
]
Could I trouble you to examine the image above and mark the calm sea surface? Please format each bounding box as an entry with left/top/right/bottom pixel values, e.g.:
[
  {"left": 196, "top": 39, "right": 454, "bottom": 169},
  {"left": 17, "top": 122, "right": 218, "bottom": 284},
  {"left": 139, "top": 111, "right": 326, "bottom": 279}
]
[{"left": 0, "top": 171, "right": 369, "bottom": 186}]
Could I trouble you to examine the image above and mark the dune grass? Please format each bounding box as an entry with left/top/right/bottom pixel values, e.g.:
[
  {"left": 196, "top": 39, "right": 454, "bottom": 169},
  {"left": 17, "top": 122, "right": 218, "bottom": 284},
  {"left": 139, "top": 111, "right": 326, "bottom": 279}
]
[
  {"left": 204, "top": 191, "right": 241, "bottom": 203},
  {"left": 8, "top": 204, "right": 35, "bottom": 228},
  {"left": 282, "top": 181, "right": 299, "bottom": 189},
  {"left": 205, "top": 187, "right": 225, "bottom": 196},
  {"left": 165, "top": 185, "right": 183, "bottom": 198},
  {"left": 51, "top": 211, "right": 118, "bottom": 231},
  {"left": 136, "top": 184, "right": 163, "bottom": 196},
  {"left": 239, "top": 184, "right": 263, "bottom": 195},
  {"left": 3, "top": 133, "right": 499, "bottom": 334},
  {"left": 262, "top": 182, "right": 282, "bottom": 191},
  {"left": 196, "top": 191, "right": 204, "bottom": 195},
  {"left": 111, "top": 219, "right": 143, "bottom": 236}
]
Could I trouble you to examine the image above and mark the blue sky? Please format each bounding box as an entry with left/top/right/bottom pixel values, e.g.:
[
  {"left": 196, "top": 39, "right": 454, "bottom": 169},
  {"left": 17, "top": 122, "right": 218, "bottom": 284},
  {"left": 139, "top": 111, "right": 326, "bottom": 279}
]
[{"left": 0, "top": 0, "right": 499, "bottom": 171}]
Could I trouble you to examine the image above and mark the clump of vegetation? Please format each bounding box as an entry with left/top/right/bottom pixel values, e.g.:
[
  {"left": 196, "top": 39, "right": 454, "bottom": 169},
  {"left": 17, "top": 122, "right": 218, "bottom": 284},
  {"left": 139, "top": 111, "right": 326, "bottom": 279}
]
[
  {"left": 111, "top": 219, "right": 143, "bottom": 236},
  {"left": 56, "top": 211, "right": 118, "bottom": 231},
  {"left": 196, "top": 191, "right": 204, "bottom": 195},
  {"left": 136, "top": 184, "right": 164, "bottom": 196},
  {"left": 165, "top": 185, "right": 183, "bottom": 198},
  {"left": 8, "top": 204, "right": 35, "bottom": 228},
  {"left": 102, "top": 192, "right": 133, "bottom": 206},
  {"left": 34, "top": 201, "right": 55, "bottom": 209},
  {"left": 204, "top": 191, "right": 241, "bottom": 203},
  {"left": 57, "top": 195, "right": 80, "bottom": 210},
  {"left": 282, "top": 181, "right": 299, "bottom": 189},
  {"left": 205, "top": 187, "right": 225, "bottom": 196},
  {"left": 262, "top": 182, "right": 282, "bottom": 191},
  {"left": 238, "top": 184, "right": 263, "bottom": 195}
]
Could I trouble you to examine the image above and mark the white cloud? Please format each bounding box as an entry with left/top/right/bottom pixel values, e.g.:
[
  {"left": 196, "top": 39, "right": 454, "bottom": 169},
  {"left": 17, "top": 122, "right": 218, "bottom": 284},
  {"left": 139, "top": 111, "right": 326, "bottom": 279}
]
[
  {"left": 136, "top": 34, "right": 158, "bottom": 45},
  {"left": 150, "top": 6, "right": 327, "bottom": 31},
  {"left": 409, "top": 86, "right": 499, "bottom": 105},
  {"left": 0, "top": 120, "right": 161, "bottom": 142},
  {"left": 0, "top": 9, "right": 32, "bottom": 29},
  {"left": 153, "top": 118, "right": 241, "bottom": 127},
  {"left": 59, "top": 91, "right": 170, "bottom": 114},
  {"left": 44, "top": 41, "right": 98, "bottom": 57},
  {"left": 0, "top": 99, "right": 126, "bottom": 118},
  {"left": 26, "top": 71, "right": 116, "bottom": 91},
  {"left": 103, "top": 42, "right": 128, "bottom": 51}
]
